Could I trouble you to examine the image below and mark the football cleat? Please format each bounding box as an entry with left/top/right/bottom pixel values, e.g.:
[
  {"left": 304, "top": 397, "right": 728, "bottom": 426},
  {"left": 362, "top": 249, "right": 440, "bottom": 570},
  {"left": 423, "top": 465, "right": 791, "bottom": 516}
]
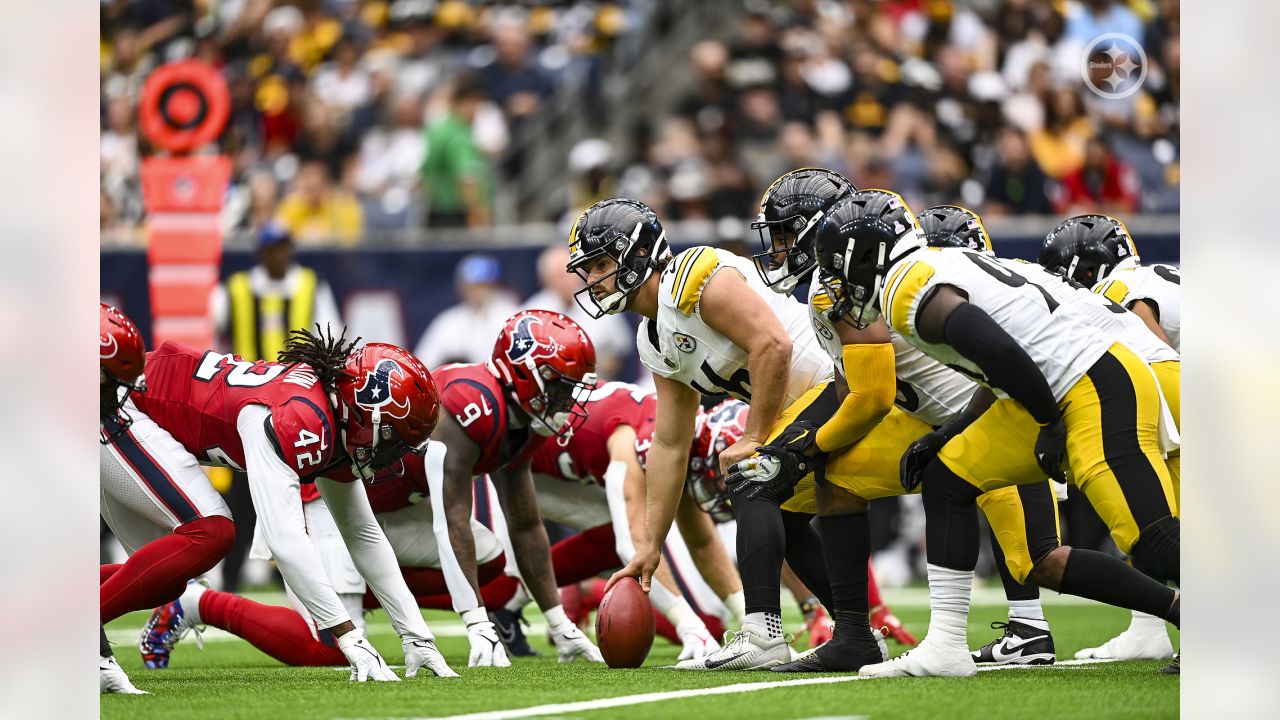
[
  {"left": 859, "top": 638, "right": 977, "bottom": 678},
  {"left": 1161, "top": 652, "right": 1180, "bottom": 675},
  {"left": 1074, "top": 615, "right": 1174, "bottom": 661},
  {"left": 489, "top": 607, "right": 542, "bottom": 658},
  {"left": 675, "top": 626, "right": 792, "bottom": 671},
  {"left": 100, "top": 655, "right": 148, "bottom": 695},
  {"left": 971, "top": 620, "right": 1055, "bottom": 665},
  {"left": 139, "top": 580, "right": 206, "bottom": 669},
  {"left": 871, "top": 604, "right": 918, "bottom": 646},
  {"left": 773, "top": 626, "right": 887, "bottom": 673}
]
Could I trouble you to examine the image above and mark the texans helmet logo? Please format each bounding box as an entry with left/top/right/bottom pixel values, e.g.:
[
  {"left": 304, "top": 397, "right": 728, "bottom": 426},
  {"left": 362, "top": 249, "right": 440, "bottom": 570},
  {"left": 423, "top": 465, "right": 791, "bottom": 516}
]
[
  {"left": 100, "top": 334, "right": 119, "bottom": 359},
  {"left": 506, "top": 316, "right": 558, "bottom": 364},
  {"left": 354, "top": 358, "right": 411, "bottom": 419}
]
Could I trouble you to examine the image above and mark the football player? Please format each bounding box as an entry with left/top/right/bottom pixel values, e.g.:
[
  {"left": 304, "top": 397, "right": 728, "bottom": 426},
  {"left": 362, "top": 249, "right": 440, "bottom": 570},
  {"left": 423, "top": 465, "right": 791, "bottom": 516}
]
[
  {"left": 122, "top": 327, "right": 455, "bottom": 681},
  {"left": 99, "top": 304, "right": 152, "bottom": 695},
  {"left": 804, "top": 190, "right": 1181, "bottom": 677},
  {"left": 425, "top": 309, "right": 604, "bottom": 666},
  {"left": 1040, "top": 214, "right": 1183, "bottom": 664},
  {"left": 574, "top": 197, "right": 871, "bottom": 672}
]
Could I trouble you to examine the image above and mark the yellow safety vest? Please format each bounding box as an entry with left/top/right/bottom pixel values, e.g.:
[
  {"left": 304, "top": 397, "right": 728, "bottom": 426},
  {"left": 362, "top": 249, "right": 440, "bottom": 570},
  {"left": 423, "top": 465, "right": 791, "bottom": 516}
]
[{"left": 226, "top": 267, "right": 318, "bottom": 361}]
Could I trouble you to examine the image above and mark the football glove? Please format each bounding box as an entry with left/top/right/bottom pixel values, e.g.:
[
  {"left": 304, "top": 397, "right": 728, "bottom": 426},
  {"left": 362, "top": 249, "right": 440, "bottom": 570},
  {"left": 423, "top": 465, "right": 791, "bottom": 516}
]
[
  {"left": 1034, "top": 419, "right": 1068, "bottom": 483},
  {"left": 403, "top": 637, "right": 459, "bottom": 678},
  {"left": 675, "top": 617, "right": 719, "bottom": 661},
  {"left": 725, "top": 445, "right": 812, "bottom": 506},
  {"left": 464, "top": 617, "right": 511, "bottom": 667},
  {"left": 899, "top": 430, "right": 949, "bottom": 493},
  {"left": 547, "top": 615, "right": 604, "bottom": 663},
  {"left": 336, "top": 627, "right": 399, "bottom": 682}
]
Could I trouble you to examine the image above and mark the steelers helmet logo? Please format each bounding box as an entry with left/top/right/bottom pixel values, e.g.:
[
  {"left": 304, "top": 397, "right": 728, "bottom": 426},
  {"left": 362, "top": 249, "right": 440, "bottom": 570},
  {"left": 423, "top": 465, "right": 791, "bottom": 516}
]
[{"left": 1081, "top": 33, "right": 1148, "bottom": 100}]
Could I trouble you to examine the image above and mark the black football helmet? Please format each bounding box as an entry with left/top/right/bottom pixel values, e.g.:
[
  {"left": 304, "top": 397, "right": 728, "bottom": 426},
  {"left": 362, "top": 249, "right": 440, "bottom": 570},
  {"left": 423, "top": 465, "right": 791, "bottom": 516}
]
[
  {"left": 566, "top": 198, "right": 671, "bottom": 318},
  {"left": 919, "top": 205, "right": 994, "bottom": 254},
  {"left": 750, "top": 168, "right": 857, "bottom": 294},
  {"left": 1038, "top": 214, "right": 1140, "bottom": 286},
  {"left": 813, "top": 189, "right": 925, "bottom": 328}
]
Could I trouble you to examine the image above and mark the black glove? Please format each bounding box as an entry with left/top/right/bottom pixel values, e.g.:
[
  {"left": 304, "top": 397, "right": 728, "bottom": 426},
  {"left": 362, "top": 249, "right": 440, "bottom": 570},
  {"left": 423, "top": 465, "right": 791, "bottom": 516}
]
[
  {"left": 772, "top": 420, "right": 822, "bottom": 456},
  {"left": 899, "top": 430, "right": 950, "bottom": 493},
  {"left": 725, "top": 445, "right": 813, "bottom": 506},
  {"left": 1034, "top": 419, "right": 1068, "bottom": 483}
]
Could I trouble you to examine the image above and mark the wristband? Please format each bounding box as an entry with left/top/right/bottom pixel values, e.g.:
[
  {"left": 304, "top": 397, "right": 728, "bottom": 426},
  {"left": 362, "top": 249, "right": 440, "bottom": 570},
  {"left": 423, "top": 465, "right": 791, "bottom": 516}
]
[{"left": 461, "top": 607, "right": 489, "bottom": 626}]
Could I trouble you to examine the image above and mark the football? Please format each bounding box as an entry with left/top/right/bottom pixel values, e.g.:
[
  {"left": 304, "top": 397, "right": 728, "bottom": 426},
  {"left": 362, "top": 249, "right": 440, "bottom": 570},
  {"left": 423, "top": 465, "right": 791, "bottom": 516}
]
[{"left": 595, "top": 577, "right": 656, "bottom": 668}]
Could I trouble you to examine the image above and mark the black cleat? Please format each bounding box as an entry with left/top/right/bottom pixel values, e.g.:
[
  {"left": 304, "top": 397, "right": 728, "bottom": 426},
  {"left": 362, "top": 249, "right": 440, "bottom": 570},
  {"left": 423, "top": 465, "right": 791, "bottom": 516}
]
[
  {"left": 972, "top": 620, "right": 1055, "bottom": 665},
  {"left": 489, "top": 608, "right": 542, "bottom": 657},
  {"left": 1160, "top": 653, "right": 1180, "bottom": 675},
  {"left": 772, "top": 627, "right": 887, "bottom": 673}
]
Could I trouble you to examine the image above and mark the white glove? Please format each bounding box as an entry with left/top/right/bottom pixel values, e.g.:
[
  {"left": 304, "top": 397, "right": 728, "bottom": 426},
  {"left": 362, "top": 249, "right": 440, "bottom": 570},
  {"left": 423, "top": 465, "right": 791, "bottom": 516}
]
[
  {"left": 336, "top": 627, "right": 399, "bottom": 682},
  {"left": 403, "top": 637, "right": 459, "bottom": 678},
  {"left": 676, "top": 618, "right": 719, "bottom": 661},
  {"left": 545, "top": 606, "right": 603, "bottom": 663},
  {"left": 463, "top": 608, "right": 511, "bottom": 668}
]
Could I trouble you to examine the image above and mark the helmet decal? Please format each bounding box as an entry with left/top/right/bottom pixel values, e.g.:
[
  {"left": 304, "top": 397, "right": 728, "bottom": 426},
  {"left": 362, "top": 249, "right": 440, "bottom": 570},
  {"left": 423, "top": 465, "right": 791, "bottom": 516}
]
[
  {"left": 505, "top": 315, "right": 558, "bottom": 364},
  {"left": 354, "top": 358, "right": 411, "bottom": 419},
  {"left": 100, "top": 334, "right": 119, "bottom": 360}
]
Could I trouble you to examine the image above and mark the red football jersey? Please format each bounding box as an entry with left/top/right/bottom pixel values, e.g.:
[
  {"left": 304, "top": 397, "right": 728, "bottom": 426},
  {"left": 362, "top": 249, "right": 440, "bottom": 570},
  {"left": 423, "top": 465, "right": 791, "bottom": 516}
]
[
  {"left": 531, "top": 382, "right": 656, "bottom": 486},
  {"left": 132, "top": 342, "right": 338, "bottom": 478},
  {"left": 436, "top": 362, "right": 545, "bottom": 475}
]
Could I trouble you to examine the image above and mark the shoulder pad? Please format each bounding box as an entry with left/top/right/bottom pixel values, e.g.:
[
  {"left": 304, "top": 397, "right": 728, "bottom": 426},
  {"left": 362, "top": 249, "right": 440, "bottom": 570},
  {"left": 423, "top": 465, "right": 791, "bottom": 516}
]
[
  {"left": 269, "top": 396, "right": 336, "bottom": 474},
  {"left": 666, "top": 246, "right": 721, "bottom": 316}
]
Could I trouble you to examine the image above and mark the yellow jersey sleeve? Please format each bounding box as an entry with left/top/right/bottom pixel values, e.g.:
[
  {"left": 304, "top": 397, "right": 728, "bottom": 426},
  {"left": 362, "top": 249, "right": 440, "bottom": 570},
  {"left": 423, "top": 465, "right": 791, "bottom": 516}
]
[
  {"left": 671, "top": 246, "right": 721, "bottom": 316},
  {"left": 810, "top": 287, "right": 836, "bottom": 317},
  {"left": 1093, "top": 277, "right": 1132, "bottom": 307},
  {"left": 881, "top": 257, "right": 937, "bottom": 337}
]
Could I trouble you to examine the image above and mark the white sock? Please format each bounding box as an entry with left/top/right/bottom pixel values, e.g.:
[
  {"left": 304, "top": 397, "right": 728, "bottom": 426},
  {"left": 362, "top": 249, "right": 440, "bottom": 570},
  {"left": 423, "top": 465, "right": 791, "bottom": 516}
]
[
  {"left": 179, "top": 580, "right": 206, "bottom": 626},
  {"left": 744, "top": 611, "right": 784, "bottom": 639},
  {"left": 1128, "top": 611, "right": 1166, "bottom": 634},
  {"left": 924, "top": 564, "right": 972, "bottom": 648},
  {"left": 1008, "top": 599, "right": 1048, "bottom": 628},
  {"left": 503, "top": 585, "right": 529, "bottom": 613}
]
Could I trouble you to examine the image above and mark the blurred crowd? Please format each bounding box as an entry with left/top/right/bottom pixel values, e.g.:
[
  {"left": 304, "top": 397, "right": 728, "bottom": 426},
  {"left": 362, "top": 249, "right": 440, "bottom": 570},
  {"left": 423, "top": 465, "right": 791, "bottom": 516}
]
[{"left": 101, "top": 0, "right": 1179, "bottom": 246}]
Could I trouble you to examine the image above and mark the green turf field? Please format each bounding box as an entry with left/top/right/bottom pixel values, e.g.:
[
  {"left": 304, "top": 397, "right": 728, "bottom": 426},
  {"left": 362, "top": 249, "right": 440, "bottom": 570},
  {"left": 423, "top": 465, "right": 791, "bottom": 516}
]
[{"left": 102, "top": 586, "right": 1178, "bottom": 720}]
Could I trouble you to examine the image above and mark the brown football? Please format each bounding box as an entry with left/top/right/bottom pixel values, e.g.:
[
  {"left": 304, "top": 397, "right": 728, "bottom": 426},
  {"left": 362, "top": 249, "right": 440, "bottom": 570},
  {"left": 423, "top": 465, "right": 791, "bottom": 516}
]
[{"left": 595, "top": 577, "right": 656, "bottom": 668}]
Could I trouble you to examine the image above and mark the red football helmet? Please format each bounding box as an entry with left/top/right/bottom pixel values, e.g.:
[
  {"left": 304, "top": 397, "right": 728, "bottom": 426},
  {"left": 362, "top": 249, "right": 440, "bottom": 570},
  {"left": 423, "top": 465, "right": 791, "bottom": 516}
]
[
  {"left": 687, "top": 399, "right": 750, "bottom": 523},
  {"left": 100, "top": 303, "right": 147, "bottom": 427},
  {"left": 335, "top": 343, "right": 441, "bottom": 481},
  {"left": 489, "top": 310, "right": 598, "bottom": 444}
]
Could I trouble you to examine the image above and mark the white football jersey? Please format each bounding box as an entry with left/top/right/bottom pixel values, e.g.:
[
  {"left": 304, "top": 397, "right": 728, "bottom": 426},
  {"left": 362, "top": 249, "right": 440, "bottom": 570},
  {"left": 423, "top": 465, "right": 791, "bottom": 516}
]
[
  {"left": 880, "top": 247, "right": 1114, "bottom": 401},
  {"left": 998, "top": 259, "right": 1179, "bottom": 366},
  {"left": 1093, "top": 264, "right": 1181, "bottom": 352},
  {"left": 808, "top": 277, "right": 974, "bottom": 428},
  {"left": 637, "top": 246, "right": 833, "bottom": 404}
]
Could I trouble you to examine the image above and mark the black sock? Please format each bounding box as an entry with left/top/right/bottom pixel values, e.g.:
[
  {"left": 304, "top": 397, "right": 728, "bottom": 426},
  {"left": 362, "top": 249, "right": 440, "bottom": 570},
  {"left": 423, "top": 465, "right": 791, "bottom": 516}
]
[
  {"left": 922, "top": 461, "right": 982, "bottom": 570},
  {"left": 780, "top": 511, "right": 834, "bottom": 611},
  {"left": 1059, "top": 548, "right": 1178, "bottom": 624},
  {"left": 990, "top": 524, "right": 1041, "bottom": 602},
  {"left": 733, "top": 495, "right": 785, "bottom": 616},
  {"left": 101, "top": 625, "right": 112, "bottom": 658},
  {"left": 818, "top": 513, "right": 870, "bottom": 627}
]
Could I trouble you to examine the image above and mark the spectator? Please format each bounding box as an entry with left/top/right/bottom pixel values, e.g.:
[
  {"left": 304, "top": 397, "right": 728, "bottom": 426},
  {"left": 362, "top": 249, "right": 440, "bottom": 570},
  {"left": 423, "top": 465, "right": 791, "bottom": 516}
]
[
  {"left": 100, "top": 96, "right": 142, "bottom": 227},
  {"left": 1055, "top": 136, "right": 1141, "bottom": 214},
  {"left": 482, "top": 20, "right": 554, "bottom": 124},
  {"left": 1028, "top": 88, "right": 1094, "bottom": 179},
  {"left": 1064, "top": 0, "right": 1144, "bottom": 47},
  {"left": 274, "top": 161, "right": 365, "bottom": 245},
  {"left": 413, "top": 254, "right": 518, "bottom": 369},
  {"left": 524, "top": 245, "right": 632, "bottom": 381},
  {"left": 421, "top": 75, "right": 494, "bottom": 228},
  {"left": 310, "top": 35, "right": 373, "bottom": 124},
  {"left": 982, "top": 126, "right": 1053, "bottom": 215}
]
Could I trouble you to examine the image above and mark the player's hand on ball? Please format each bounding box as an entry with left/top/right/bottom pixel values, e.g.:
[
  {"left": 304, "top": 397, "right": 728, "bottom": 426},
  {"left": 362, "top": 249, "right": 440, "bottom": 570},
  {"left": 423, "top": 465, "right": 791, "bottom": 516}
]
[
  {"left": 464, "top": 617, "right": 512, "bottom": 667},
  {"left": 403, "top": 637, "right": 459, "bottom": 678},
  {"left": 336, "top": 627, "right": 399, "bottom": 682},
  {"left": 548, "top": 613, "right": 604, "bottom": 663},
  {"left": 676, "top": 619, "right": 719, "bottom": 661},
  {"left": 607, "top": 545, "right": 660, "bottom": 594}
]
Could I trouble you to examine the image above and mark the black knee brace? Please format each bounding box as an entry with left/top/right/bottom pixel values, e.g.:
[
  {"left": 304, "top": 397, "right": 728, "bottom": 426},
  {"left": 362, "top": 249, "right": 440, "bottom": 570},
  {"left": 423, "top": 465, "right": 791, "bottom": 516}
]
[
  {"left": 921, "top": 460, "right": 983, "bottom": 570},
  {"left": 1130, "top": 515, "right": 1180, "bottom": 586}
]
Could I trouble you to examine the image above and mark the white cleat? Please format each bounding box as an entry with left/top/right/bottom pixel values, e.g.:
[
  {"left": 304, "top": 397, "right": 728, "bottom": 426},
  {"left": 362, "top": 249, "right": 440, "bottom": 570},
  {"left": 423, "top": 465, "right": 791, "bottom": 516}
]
[
  {"left": 859, "top": 639, "right": 977, "bottom": 678},
  {"left": 675, "top": 626, "right": 792, "bottom": 671},
  {"left": 100, "top": 656, "right": 148, "bottom": 695},
  {"left": 1074, "top": 624, "right": 1174, "bottom": 661}
]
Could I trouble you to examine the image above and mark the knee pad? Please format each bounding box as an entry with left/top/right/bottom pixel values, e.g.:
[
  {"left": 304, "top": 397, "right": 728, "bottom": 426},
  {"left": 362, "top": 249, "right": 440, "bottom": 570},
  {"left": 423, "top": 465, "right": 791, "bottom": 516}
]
[
  {"left": 922, "top": 460, "right": 983, "bottom": 505},
  {"left": 1130, "top": 516, "right": 1180, "bottom": 585}
]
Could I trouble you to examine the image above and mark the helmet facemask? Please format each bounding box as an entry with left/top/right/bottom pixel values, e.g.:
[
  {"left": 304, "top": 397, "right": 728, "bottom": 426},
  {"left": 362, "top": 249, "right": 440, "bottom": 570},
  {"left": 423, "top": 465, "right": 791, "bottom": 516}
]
[
  {"left": 569, "top": 222, "right": 667, "bottom": 319},
  {"left": 100, "top": 370, "right": 146, "bottom": 442},
  {"left": 822, "top": 217, "right": 898, "bottom": 329},
  {"left": 341, "top": 397, "right": 429, "bottom": 483},
  {"left": 525, "top": 363, "right": 599, "bottom": 446},
  {"left": 749, "top": 210, "right": 825, "bottom": 294}
]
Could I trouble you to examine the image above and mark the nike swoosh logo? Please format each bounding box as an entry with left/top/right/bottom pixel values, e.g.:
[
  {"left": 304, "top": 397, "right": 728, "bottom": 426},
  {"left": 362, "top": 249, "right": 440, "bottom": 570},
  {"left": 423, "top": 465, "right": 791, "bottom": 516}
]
[
  {"left": 991, "top": 635, "right": 1044, "bottom": 662},
  {"left": 703, "top": 651, "right": 750, "bottom": 669}
]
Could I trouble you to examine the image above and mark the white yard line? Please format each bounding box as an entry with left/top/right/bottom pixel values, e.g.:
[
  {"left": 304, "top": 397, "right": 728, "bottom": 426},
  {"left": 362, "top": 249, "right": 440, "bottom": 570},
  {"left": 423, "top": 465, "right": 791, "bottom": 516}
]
[{"left": 343, "top": 660, "right": 1119, "bottom": 720}]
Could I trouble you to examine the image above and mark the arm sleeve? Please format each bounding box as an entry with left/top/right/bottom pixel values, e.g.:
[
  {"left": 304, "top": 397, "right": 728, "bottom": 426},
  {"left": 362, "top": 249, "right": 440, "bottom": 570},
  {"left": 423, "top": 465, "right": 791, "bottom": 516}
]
[
  {"left": 315, "top": 476, "right": 435, "bottom": 642},
  {"left": 814, "top": 343, "right": 897, "bottom": 453},
  {"left": 237, "top": 405, "right": 350, "bottom": 630},
  {"left": 941, "top": 303, "right": 1061, "bottom": 425},
  {"left": 422, "top": 443, "right": 482, "bottom": 613}
]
